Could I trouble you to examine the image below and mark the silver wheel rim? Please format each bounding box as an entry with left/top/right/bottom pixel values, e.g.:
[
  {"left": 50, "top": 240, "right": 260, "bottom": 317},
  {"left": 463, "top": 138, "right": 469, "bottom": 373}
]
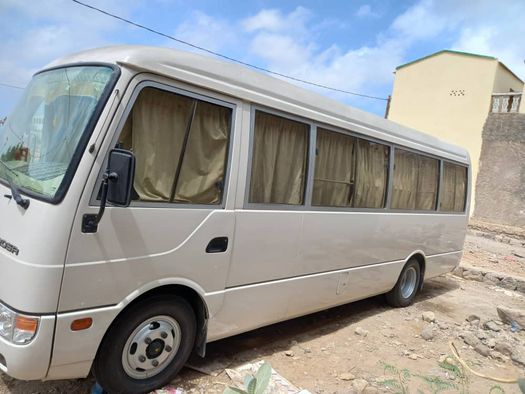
[
  {"left": 400, "top": 267, "right": 417, "bottom": 299},
  {"left": 121, "top": 315, "right": 181, "bottom": 379}
]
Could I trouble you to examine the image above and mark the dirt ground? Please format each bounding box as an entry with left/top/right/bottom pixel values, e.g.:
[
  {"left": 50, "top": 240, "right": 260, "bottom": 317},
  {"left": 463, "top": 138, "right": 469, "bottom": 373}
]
[
  {"left": 1, "top": 232, "right": 524, "bottom": 394},
  {"left": 462, "top": 231, "right": 525, "bottom": 278}
]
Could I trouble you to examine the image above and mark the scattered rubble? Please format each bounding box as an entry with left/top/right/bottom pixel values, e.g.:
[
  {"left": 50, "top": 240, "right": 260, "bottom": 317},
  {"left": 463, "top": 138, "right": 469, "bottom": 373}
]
[
  {"left": 354, "top": 327, "right": 369, "bottom": 337},
  {"left": 421, "top": 311, "right": 435, "bottom": 323}
]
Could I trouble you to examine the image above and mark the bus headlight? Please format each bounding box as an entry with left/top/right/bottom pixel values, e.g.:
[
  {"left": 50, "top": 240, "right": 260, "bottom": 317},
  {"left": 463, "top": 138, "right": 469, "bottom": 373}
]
[{"left": 0, "top": 303, "right": 39, "bottom": 344}]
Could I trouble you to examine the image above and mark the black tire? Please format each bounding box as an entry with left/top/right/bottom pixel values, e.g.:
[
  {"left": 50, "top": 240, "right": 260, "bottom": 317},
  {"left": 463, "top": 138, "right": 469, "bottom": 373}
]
[
  {"left": 93, "top": 295, "right": 196, "bottom": 394},
  {"left": 385, "top": 259, "right": 421, "bottom": 307}
]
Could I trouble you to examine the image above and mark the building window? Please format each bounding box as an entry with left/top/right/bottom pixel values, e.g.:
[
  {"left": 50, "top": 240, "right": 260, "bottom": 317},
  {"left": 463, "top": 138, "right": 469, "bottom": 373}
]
[
  {"left": 313, "top": 129, "right": 389, "bottom": 208},
  {"left": 441, "top": 162, "right": 467, "bottom": 212},
  {"left": 118, "top": 87, "right": 231, "bottom": 204},
  {"left": 391, "top": 149, "right": 439, "bottom": 210},
  {"left": 249, "top": 111, "right": 309, "bottom": 205}
]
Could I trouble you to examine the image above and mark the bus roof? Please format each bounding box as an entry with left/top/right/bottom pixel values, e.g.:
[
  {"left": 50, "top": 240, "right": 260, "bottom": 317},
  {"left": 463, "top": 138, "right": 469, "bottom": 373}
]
[{"left": 47, "top": 45, "right": 469, "bottom": 164}]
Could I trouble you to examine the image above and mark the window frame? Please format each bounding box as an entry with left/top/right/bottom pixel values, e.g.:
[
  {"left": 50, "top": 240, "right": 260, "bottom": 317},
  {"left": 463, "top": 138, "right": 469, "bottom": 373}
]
[
  {"left": 390, "top": 146, "right": 442, "bottom": 212},
  {"left": 438, "top": 160, "right": 468, "bottom": 214},
  {"left": 244, "top": 105, "right": 313, "bottom": 210},
  {"left": 0, "top": 62, "right": 121, "bottom": 205},
  {"left": 310, "top": 125, "right": 391, "bottom": 211},
  {"left": 89, "top": 80, "right": 236, "bottom": 209}
]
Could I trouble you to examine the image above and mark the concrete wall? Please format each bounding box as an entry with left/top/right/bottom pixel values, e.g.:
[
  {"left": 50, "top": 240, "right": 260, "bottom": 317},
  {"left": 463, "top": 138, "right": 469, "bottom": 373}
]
[
  {"left": 493, "top": 64, "right": 524, "bottom": 93},
  {"left": 474, "top": 113, "right": 525, "bottom": 228}
]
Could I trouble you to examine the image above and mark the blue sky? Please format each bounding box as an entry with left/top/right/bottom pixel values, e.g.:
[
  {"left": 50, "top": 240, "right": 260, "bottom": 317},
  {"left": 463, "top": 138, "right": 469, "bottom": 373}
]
[{"left": 1, "top": 0, "right": 524, "bottom": 117}]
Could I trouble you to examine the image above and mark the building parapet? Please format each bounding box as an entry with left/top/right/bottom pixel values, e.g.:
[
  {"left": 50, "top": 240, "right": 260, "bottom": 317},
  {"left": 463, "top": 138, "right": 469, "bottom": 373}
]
[{"left": 491, "top": 92, "right": 521, "bottom": 113}]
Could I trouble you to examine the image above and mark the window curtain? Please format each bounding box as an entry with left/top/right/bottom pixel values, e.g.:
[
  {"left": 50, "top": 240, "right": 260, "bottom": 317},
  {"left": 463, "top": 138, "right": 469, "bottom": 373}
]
[
  {"left": 453, "top": 166, "right": 467, "bottom": 212},
  {"left": 312, "top": 129, "right": 355, "bottom": 207},
  {"left": 174, "top": 101, "right": 230, "bottom": 204},
  {"left": 441, "top": 163, "right": 466, "bottom": 212},
  {"left": 130, "top": 88, "right": 193, "bottom": 201},
  {"left": 354, "top": 140, "right": 388, "bottom": 208},
  {"left": 249, "top": 111, "right": 308, "bottom": 204},
  {"left": 392, "top": 150, "right": 418, "bottom": 209},
  {"left": 415, "top": 156, "right": 439, "bottom": 210},
  {"left": 120, "top": 88, "right": 230, "bottom": 204}
]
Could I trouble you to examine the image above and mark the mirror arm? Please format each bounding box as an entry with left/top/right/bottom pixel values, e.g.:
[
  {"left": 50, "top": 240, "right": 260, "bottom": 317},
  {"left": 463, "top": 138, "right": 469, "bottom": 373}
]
[{"left": 81, "top": 172, "right": 118, "bottom": 233}]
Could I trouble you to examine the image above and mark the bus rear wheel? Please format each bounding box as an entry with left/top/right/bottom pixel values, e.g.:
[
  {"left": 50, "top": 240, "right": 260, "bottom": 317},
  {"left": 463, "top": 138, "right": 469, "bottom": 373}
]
[
  {"left": 385, "top": 259, "right": 421, "bottom": 307},
  {"left": 93, "top": 295, "right": 196, "bottom": 394}
]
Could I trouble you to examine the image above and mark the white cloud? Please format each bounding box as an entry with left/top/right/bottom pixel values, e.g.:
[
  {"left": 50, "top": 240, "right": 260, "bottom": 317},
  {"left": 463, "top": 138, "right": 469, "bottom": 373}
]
[
  {"left": 450, "top": 1, "right": 525, "bottom": 80},
  {"left": 242, "top": 7, "right": 312, "bottom": 35},
  {"left": 391, "top": 0, "right": 455, "bottom": 41},
  {"left": 355, "top": 4, "right": 379, "bottom": 18},
  {"left": 173, "top": 11, "right": 238, "bottom": 53}
]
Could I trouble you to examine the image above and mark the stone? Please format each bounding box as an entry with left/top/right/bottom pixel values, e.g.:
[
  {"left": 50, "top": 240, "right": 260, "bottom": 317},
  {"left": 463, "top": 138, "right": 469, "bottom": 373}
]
[
  {"left": 408, "top": 353, "right": 419, "bottom": 360},
  {"left": 466, "top": 314, "right": 480, "bottom": 323},
  {"left": 487, "top": 338, "right": 496, "bottom": 348},
  {"left": 476, "top": 331, "right": 487, "bottom": 340},
  {"left": 510, "top": 348, "right": 525, "bottom": 368},
  {"left": 362, "top": 387, "right": 379, "bottom": 394},
  {"left": 437, "top": 321, "right": 449, "bottom": 330},
  {"left": 516, "top": 280, "right": 525, "bottom": 294},
  {"left": 483, "top": 272, "right": 501, "bottom": 285},
  {"left": 355, "top": 327, "right": 369, "bottom": 337},
  {"left": 494, "top": 341, "right": 513, "bottom": 356},
  {"left": 490, "top": 351, "right": 509, "bottom": 362},
  {"left": 284, "top": 350, "right": 294, "bottom": 357},
  {"left": 474, "top": 344, "right": 491, "bottom": 357},
  {"left": 339, "top": 372, "right": 356, "bottom": 381},
  {"left": 497, "top": 305, "right": 525, "bottom": 329},
  {"left": 421, "top": 325, "right": 435, "bottom": 341},
  {"left": 499, "top": 277, "right": 517, "bottom": 291},
  {"left": 422, "top": 311, "right": 435, "bottom": 323},
  {"left": 463, "top": 269, "right": 483, "bottom": 282},
  {"left": 483, "top": 321, "right": 501, "bottom": 332},
  {"left": 460, "top": 332, "right": 479, "bottom": 347},
  {"left": 351, "top": 378, "right": 369, "bottom": 393}
]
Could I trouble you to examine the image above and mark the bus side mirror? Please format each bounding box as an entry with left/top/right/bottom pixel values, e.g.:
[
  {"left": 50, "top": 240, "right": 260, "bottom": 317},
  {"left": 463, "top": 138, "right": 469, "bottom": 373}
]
[
  {"left": 81, "top": 149, "right": 135, "bottom": 233},
  {"left": 106, "top": 149, "right": 135, "bottom": 207}
]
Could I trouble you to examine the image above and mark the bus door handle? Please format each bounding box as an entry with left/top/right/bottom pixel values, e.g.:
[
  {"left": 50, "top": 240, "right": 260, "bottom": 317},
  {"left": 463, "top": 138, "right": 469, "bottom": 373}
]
[{"left": 206, "top": 237, "right": 228, "bottom": 253}]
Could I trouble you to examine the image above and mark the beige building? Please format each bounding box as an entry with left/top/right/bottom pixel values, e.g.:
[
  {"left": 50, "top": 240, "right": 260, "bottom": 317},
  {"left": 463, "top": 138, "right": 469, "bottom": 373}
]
[{"left": 387, "top": 50, "right": 523, "bottom": 212}]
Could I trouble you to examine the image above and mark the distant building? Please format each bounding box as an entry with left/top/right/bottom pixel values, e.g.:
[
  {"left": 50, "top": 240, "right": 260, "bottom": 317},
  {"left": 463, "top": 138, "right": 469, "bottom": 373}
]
[{"left": 386, "top": 50, "right": 524, "bottom": 214}]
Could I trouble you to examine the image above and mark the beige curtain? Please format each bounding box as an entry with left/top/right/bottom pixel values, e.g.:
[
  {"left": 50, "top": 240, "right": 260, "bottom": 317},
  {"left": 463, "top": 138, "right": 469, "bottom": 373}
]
[
  {"left": 120, "top": 87, "right": 230, "bottom": 204},
  {"left": 312, "top": 129, "right": 355, "bottom": 207},
  {"left": 249, "top": 111, "right": 308, "bottom": 204},
  {"left": 354, "top": 140, "right": 388, "bottom": 208},
  {"left": 130, "top": 88, "right": 193, "bottom": 201},
  {"left": 441, "top": 163, "right": 467, "bottom": 211},
  {"left": 392, "top": 150, "right": 418, "bottom": 209},
  {"left": 454, "top": 166, "right": 467, "bottom": 212},
  {"left": 415, "top": 156, "right": 439, "bottom": 210},
  {"left": 174, "top": 101, "right": 230, "bottom": 203}
]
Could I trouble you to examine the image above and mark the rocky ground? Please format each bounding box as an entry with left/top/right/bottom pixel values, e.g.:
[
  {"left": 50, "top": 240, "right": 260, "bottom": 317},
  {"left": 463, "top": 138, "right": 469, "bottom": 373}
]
[{"left": 1, "top": 229, "right": 524, "bottom": 394}]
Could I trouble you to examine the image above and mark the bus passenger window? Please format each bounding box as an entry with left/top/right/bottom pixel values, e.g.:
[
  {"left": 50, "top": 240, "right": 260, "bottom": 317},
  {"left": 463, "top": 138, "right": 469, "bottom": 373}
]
[
  {"left": 353, "top": 139, "right": 389, "bottom": 208},
  {"left": 441, "top": 163, "right": 467, "bottom": 212},
  {"left": 117, "top": 87, "right": 231, "bottom": 204},
  {"left": 313, "top": 129, "right": 356, "bottom": 207},
  {"left": 313, "top": 131, "right": 389, "bottom": 209},
  {"left": 392, "top": 149, "right": 439, "bottom": 210},
  {"left": 249, "top": 111, "right": 309, "bottom": 205}
]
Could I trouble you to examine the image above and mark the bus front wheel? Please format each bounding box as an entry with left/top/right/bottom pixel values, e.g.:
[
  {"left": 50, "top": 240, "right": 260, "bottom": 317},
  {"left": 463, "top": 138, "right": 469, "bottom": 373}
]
[
  {"left": 93, "top": 295, "right": 196, "bottom": 394},
  {"left": 385, "top": 259, "right": 421, "bottom": 307}
]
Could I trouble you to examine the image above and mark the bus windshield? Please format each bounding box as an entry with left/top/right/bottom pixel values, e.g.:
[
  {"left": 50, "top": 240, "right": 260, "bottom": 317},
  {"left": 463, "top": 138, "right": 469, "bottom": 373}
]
[{"left": 0, "top": 65, "right": 115, "bottom": 201}]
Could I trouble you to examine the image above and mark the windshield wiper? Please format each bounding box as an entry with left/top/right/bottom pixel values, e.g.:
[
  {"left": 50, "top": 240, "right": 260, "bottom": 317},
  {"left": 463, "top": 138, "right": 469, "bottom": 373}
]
[{"left": 0, "top": 160, "right": 30, "bottom": 209}]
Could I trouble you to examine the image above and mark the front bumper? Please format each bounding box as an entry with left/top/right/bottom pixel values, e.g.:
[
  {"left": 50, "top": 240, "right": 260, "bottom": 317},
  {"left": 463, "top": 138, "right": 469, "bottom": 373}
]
[{"left": 0, "top": 315, "right": 54, "bottom": 380}]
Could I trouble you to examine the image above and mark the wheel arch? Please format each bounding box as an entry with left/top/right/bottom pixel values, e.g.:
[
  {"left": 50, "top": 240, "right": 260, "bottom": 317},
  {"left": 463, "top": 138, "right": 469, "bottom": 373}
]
[{"left": 97, "top": 280, "right": 210, "bottom": 361}]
